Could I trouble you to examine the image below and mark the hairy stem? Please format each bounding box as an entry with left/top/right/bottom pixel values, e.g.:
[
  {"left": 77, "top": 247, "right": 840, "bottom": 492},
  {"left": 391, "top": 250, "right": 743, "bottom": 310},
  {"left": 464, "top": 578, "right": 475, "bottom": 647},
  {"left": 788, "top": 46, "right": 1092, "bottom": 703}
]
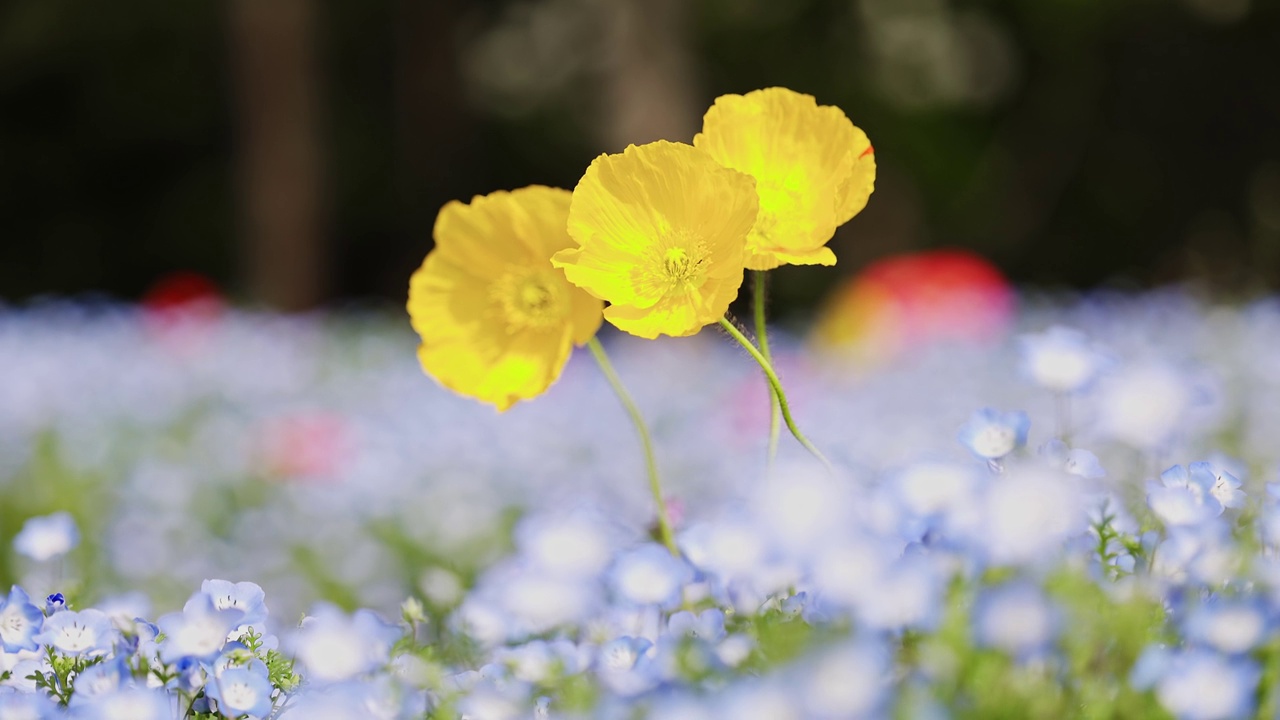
[
  {"left": 718, "top": 317, "right": 832, "bottom": 471},
  {"left": 587, "top": 337, "right": 679, "bottom": 555},
  {"left": 753, "top": 271, "right": 782, "bottom": 469}
]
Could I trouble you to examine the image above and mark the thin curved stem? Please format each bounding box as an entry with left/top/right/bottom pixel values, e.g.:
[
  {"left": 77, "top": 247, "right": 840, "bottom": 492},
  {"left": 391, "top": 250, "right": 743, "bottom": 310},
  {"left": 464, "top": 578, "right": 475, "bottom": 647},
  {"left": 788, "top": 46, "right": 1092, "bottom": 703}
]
[
  {"left": 587, "top": 336, "right": 679, "bottom": 555},
  {"left": 752, "top": 271, "right": 781, "bottom": 469},
  {"left": 718, "top": 317, "right": 832, "bottom": 471}
]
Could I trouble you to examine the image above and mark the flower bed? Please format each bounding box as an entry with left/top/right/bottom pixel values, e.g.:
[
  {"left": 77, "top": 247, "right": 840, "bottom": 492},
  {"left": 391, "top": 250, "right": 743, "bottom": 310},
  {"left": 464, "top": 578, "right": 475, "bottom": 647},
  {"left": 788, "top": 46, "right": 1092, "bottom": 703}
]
[{"left": 1, "top": 291, "right": 1279, "bottom": 718}]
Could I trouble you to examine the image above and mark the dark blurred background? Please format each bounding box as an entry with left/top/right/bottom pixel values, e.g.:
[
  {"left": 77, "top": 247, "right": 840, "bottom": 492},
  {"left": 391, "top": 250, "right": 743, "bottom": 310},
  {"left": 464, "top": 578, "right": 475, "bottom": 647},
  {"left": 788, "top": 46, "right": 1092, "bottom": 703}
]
[{"left": 1, "top": 0, "right": 1278, "bottom": 316}]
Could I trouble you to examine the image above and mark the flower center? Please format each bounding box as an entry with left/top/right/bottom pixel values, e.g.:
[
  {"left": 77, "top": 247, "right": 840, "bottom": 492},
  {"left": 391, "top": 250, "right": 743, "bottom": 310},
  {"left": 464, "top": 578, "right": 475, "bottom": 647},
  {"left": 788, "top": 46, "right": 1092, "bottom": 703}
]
[
  {"left": 494, "top": 270, "right": 566, "bottom": 331},
  {"left": 644, "top": 236, "right": 710, "bottom": 295},
  {"left": 663, "top": 248, "right": 695, "bottom": 280}
]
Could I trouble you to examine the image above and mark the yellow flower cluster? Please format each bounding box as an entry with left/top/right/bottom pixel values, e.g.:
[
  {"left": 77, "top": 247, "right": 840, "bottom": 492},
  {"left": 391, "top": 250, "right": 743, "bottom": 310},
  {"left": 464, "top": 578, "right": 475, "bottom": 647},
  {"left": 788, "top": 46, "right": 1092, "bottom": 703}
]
[{"left": 407, "top": 87, "right": 875, "bottom": 410}]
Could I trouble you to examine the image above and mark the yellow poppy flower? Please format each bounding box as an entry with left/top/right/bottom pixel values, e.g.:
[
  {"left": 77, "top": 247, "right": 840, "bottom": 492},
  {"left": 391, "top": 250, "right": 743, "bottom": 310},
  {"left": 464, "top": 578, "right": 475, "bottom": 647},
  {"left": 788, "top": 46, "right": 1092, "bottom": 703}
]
[
  {"left": 693, "top": 87, "right": 876, "bottom": 271},
  {"left": 406, "top": 186, "right": 603, "bottom": 411},
  {"left": 551, "top": 141, "right": 759, "bottom": 339}
]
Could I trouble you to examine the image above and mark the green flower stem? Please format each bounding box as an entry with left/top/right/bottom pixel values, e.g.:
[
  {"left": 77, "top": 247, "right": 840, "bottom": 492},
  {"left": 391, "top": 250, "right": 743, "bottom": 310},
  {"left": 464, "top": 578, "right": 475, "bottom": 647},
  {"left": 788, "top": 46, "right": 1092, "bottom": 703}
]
[
  {"left": 586, "top": 336, "right": 680, "bottom": 556},
  {"left": 752, "top": 270, "right": 782, "bottom": 468},
  {"left": 718, "top": 317, "right": 833, "bottom": 472}
]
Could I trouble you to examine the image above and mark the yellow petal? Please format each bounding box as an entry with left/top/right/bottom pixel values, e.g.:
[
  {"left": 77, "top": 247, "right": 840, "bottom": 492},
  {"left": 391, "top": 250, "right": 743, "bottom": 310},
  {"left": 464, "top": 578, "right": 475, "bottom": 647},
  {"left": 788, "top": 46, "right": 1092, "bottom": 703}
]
[
  {"left": 836, "top": 133, "right": 876, "bottom": 225},
  {"left": 407, "top": 186, "right": 603, "bottom": 411},
  {"left": 417, "top": 324, "right": 572, "bottom": 412},
  {"left": 695, "top": 87, "right": 875, "bottom": 269},
  {"left": 568, "top": 272, "right": 606, "bottom": 345},
  {"left": 558, "top": 141, "right": 757, "bottom": 338},
  {"left": 744, "top": 245, "right": 837, "bottom": 271}
]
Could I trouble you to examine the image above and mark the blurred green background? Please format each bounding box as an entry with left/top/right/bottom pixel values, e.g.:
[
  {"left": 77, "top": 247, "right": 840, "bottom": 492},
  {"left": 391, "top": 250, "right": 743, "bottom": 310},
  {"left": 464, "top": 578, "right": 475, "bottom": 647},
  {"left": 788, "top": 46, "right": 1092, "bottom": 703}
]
[{"left": 1, "top": 0, "right": 1277, "bottom": 316}]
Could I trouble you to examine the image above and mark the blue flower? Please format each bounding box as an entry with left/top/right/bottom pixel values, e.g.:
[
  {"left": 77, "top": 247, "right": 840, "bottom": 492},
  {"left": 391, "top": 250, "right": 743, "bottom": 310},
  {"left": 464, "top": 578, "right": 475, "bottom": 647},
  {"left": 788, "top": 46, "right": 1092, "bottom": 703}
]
[
  {"left": 1184, "top": 598, "right": 1270, "bottom": 655},
  {"left": 1195, "top": 462, "right": 1245, "bottom": 511},
  {"left": 157, "top": 591, "right": 245, "bottom": 664},
  {"left": 326, "top": 677, "right": 428, "bottom": 720},
  {"left": 1019, "top": 325, "right": 1110, "bottom": 393},
  {"left": 799, "top": 642, "right": 889, "bottom": 719},
  {"left": 200, "top": 579, "right": 268, "bottom": 629},
  {"left": 1148, "top": 464, "right": 1227, "bottom": 527},
  {"left": 0, "top": 586, "right": 44, "bottom": 653},
  {"left": 33, "top": 609, "right": 116, "bottom": 657},
  {"left": 0, "top": 690, "right": 59, "bottom": 717},
  {"left": 596, "top": 636, "right": 659, "bottom": 696},
  {"left": 607, "top": 544, "right": 694, "bottom": 609},
  {"left": 289, "top": 604, "right": 402, "bottom": 684},
  {"left": 206, "top": 664, "right": 274, "bottom": 718},
  {"left": 44, "top": 593, "right": 66, "bottom": 616},
  {"left": 13, "top": 512, "right": 79, "bottom": 562},
  {"left": 1154, "top": 649, "right": 1259, "bottom": 720},
  {"left": 69, "top": 686, "right": 172, "bottom": 720},
  {"left": 972, "top": 582, "right": 1060, "bottom": 659},
  {"left": 957, "top": 408, "right": 1030, "bottom": 461},
  {"left": 667, "top": 608, "right": 726, "bottom": 643},
  {"left": 68, "top": 657, "right": 128, "bottom": 706},
  {"left": 1039, "top": 439, "right": 1105, "bottom": 479}
]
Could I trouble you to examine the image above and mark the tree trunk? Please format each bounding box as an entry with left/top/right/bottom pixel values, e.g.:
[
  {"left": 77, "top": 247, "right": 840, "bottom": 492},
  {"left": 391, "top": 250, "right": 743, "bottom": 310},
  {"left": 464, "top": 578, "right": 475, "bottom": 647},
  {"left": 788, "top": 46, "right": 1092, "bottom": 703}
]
[{"left": 227, "top": 0, "right": 326, "bottom": 311}]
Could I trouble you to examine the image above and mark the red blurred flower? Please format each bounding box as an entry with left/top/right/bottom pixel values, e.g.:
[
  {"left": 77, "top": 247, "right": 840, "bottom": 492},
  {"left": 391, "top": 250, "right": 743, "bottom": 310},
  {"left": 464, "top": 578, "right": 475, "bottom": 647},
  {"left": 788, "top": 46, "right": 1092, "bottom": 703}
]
[
  {"left": 811, "top": 249, "right": 1014, "bottom": 365},
  {"left": 141, "top": 271, "right": 225, "bottom": 354},
  {"left": 258, "top": 412, "right": 351, "bottom": 484}
]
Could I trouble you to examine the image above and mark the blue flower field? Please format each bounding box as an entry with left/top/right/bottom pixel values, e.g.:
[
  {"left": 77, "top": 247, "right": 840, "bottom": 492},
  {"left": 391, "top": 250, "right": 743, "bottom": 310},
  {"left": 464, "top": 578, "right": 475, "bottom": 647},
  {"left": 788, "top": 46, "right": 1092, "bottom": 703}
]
[{"left": 2, "top": 290, "right": 1279, "bottom": 718}]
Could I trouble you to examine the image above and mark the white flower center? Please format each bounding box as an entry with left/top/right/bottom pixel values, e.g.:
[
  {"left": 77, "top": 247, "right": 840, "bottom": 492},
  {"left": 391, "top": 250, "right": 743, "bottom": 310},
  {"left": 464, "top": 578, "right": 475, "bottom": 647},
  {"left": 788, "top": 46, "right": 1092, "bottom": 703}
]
[{"left": 221, "top": 680, "right": 260, "bottom": 711}]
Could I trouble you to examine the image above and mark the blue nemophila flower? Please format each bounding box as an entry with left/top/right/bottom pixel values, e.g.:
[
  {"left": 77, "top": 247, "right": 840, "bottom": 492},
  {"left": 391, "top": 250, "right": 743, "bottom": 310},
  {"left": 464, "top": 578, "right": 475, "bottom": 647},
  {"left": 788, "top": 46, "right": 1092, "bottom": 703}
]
[
  {"left": 855, "top": 553, "right": 942, "bottom": 632},
  {"left": 607, "top": 544, "right": 693, "bottom": 609},
  {"left": 1200, "top": 464, "right": 1245, "bottom": 511},
  {"left": 1148, "top": 464, "right": 1227, "bottom": 527},
  {"left": 169, "top": 656, "right": 206, "bottom": 694},
  {"left": 452, "top": 600, "right": 511, "bottom": 649},
  {"left": 5, "top": 658, "right": 48, "bottom": 694},
  {"left": 1096, "top": 362, "right": 1198, "bottom": 450},
  {"left": 799, "top": 641, "right": 888, "bottom": 719},
  {"left": 748, "top": 462, "right": 855, "bottom": 560},
  {"left": 1129, "top": 645, "right": 1172, "bottom": 691},
  {"left": 715, "top": 678, "right": 798, "bottom": 720},
  {"left": 277, "top": 687, "right": 371, "bottom": 720},
  {"left": 889, "top": 461, "right": 982, "bottom": 524},
  {"left": 1148, "top": 527, "right": 1237, "bottom": 586},
  {"left": 34, "top": 608, "right": 116, "bottom": 657},
  {"left": 0, "top": 690, "right": 59, "bottom": 717},
  {"left": 157, "top": 591, "right": 245, "bottom": 664},
  {"left": 667, "top": 609, "right": 726, "bottom": 643},
  {"left": 200, "top": 579, "right": 268, "bottom": 629},
  {"left": 1039, "top": 439, "right": 1105, "bottom": 479},
  {"left": 516, "top": 511, "right": 619, "bottom": 579},
  {"left": 1154, "top": 649, "right": 1260, "bottom": 720},
  {"left": 812, "top": 534, "right": 896, "bottom": 611},
  {"left": 957, "top": 408, "right": 1029, "bottom": 461},
  {"left": 976, "top": 464, "right": 1085, "bottom": 566},
  {"left": 1019, "top": 325, "right": 1109, "bottom": 393},
  {"left": 45, "top": 593, "right": 66, "bottom": 616},
  {"left": 596, "top": 636, "right": 651, "bottom": 673},
  {"left": 290, "top": 604, "right": 401, "bottom": 684},
  {"left": 68, "top": 656, "right": 128, "bottom": 706},
  {"left": 456, "top": 683, "right": 530, "bottom": 720},
  {"left": 70, "top": 686, "right": 172, "bottom": 720},
  {"left": 1184, "top": 598, "right": 1270, "bottom": 655},
  {"left": 973, "top": 582, "right": 1060, "bottom": 659},
  {"left": 13, "top": 511, "right": 79, "bottom": 562},
  {"left": 492, "top": 560, "right": 601, "bottom": 635},
  {"left": 0, "top": 586, "right": 43, "bottom": 652},
  {"left": 328, "top": 676, "right": 429, "bottom": 720},
  {"left": 205, "top": 664, "right": 274, "bottom": 718},
  {"left": 596, "top": 636, "right": 659, "bottom": 697},
  {"left": 516, "top": 639, "right": 588, "bottom": 683},
  {"left": 118, "top": 617, "right": 160, "bottom": 660},
  {"left": 680, "top": 514, "right": 770, "bottom": 583}
]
